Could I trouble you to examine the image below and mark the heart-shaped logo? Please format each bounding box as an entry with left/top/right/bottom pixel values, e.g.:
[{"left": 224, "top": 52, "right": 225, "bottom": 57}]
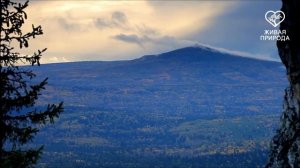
[{"left": 265, "top": 10, "right": 285, "bottom": 27}]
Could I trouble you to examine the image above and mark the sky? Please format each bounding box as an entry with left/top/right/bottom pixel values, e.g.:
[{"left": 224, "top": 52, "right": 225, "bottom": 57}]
[{"left": 18, "top": 0, "right": 282, "bottom": 63}]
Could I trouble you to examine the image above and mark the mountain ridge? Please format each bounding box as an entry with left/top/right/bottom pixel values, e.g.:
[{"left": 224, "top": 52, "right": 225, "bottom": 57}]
[
  {"left": 40, "top": 45, "right": 280, "bottom": 66},
  {"left": 35, "top": 45, "right": 286, "bottom": 115}
]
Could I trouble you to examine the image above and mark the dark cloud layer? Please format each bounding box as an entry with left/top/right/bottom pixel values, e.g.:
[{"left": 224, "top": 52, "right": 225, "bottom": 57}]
[
  {"left": 113, "top": 33, "right": 193, "bottom": 49},
  {"left": 186, "top": 1, "right": 281, "bottom": 58},
  {"left": 113, "top": 34, "right": 147, "bottom": 47}
]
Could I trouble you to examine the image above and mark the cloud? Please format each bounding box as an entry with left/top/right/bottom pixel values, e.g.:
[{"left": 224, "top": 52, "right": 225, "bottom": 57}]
[
  {"left": 113, "top": 34, "right": 146, "bottom": 47},
  {"left": 57, "top": 18, "right": 80, "bottom": 31},
  {"left": 41, "top": 56, "right": 69, "bottom": 64},
  {"left": 112, "top": 33, "right": 196, "bottom": 52},
  {"left": 136, "top": 25, "right": 159, "bottom": 36},
  {"left": 192, "top": 43, "right": 280, "bottom": 62},
  {"left": 95, "top": 11, "right": 129, "bottom": 30},
  {"left": 112, "top": 11, "right": 128, "bottom": 24}
]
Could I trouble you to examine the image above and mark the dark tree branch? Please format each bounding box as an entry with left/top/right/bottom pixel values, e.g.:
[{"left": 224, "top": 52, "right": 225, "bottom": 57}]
[{"left": 0, "top": 0, "right": 63, "bottom": 166}]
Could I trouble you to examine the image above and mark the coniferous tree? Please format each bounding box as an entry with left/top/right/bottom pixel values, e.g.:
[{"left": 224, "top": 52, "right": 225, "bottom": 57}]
[{"left": 0, "top": 0, "right": 63, "bottom": 167}]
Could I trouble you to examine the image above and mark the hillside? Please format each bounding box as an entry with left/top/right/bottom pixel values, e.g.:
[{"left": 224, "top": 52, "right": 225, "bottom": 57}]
[{"left": 31, "top": 46, "right": 287, "bottom": 167}]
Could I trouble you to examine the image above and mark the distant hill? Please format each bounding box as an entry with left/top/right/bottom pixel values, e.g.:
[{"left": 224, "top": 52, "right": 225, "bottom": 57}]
[
  {"left": 37, "top": 46, "right": 286, "bottom": 117},
  {"left": 32, "top": 46, "right": 287, "bottom": 167}
]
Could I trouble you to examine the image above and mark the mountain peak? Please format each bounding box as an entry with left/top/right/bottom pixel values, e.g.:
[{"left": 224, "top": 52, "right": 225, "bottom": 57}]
[{"left": 136, "top": 44, "right": 278, "bottom": 63}]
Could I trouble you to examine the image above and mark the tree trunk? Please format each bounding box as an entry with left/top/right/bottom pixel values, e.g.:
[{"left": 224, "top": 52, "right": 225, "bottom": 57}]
[{"left": 266, "top": 0, "right": 300, "bottom": 167}]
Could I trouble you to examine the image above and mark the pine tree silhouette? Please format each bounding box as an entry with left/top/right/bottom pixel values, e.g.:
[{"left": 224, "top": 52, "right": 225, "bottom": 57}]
[{"left": 0, "top": 0, "right": 63, "bottom": 167}]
